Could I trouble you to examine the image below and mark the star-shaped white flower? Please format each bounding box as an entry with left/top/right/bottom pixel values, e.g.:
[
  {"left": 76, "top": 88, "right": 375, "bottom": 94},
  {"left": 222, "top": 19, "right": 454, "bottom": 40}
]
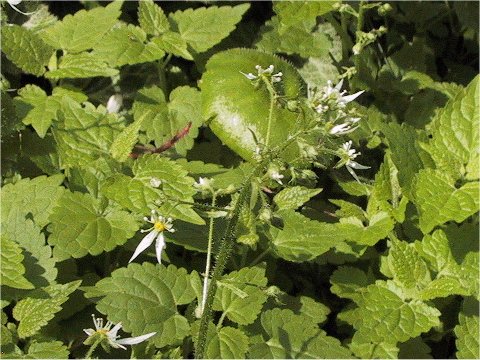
[
  {"left": 338, "top": 140, "right": 370, "bottom": 182},
  {"left": 129, "top": 210, "right": 175, "bottom": 264},
  {"left": 83, "top": 314, "right": 156, "bottom": 350},
  {"left": 329, "top": 117, "right": 360, "bottom": 135}
]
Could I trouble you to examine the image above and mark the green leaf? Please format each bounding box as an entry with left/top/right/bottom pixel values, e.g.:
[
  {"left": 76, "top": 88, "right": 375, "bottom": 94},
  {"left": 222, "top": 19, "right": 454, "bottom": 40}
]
[
  {"left": 270, "top": 210, "right": 345, "bottom": 262},
  {"left": 13, "top": 281, "right": 81, "bottom": 338},
  {"left": 2, "top": 220, "right": 57, "bottom": 289},
  {"left": 1, "top": 174, "right": 64, "bottom": 231},
  {"left": 23, "top": 341, "right": 69, "bottom": 359},
  {"left": 387, "top": 238, "right": 431, "bottom": 292},
  {"left": 330, "top": 266, "right": 372, "bottom": 302},
  {"left": 92, "top": 24, "right": 166, "bottom": 67},
  {"left": 337, "top": 211, "right": 394, "bottom": 246},
  {"left": 45, "top": 53, "right": 118, "bottom": 79},
  {"left": 1, "top": 236, "right": 34, "bottom": 290},
  {"left": 200, "top": 323, "right": 249, "bottom": 359},
  {"left": 169, "top": 4, "right": 250, "bottom": 53},
  {"left": 273, "top": 1, "right": 336, "bottom": 30},
  {"left": 249, "top": 308, "right": 352, "bottom": 358},
  {"left": 273, "top": 186, "right": 322, "bottom": 210},
  {"left": 53, "top": 97, "right": 123, "bottom": 168},
  {"left": 1, "top": 25, "right": 54, "bottom": 76},
  {"left": 201, "top": 48, "right": 305, "bottom": 162},
  {"left": 349, "top": 339, "right": 399, "bottom": 359},
  {"left": 138, "top": 0, "right": 169, "bottom": 35},
  {"left": 424, "top": 75, "right": 479, "bottom": 180},
  {"left": 48, "top": 191, "right": 138, "bottom": 261},
  {"left": 348, "top": 283, "right": 441, "bottom": 343},
  {"left": 398, "top": 337, "right": 433, "bottom": 359},
  {"left": 256, "top": 16, "right": 331, "bottom": 58},
  {"left": 93, "top": 263, "right": 197, "bottom": 348},
  {"left": 455, "top": 297, "right": 479, "bottom": 359},
  {"left": 101, "top": 154, "right": 204, "bottom": 225},
  {"left": 413, "top": 168, "right": 479, "bottom": 233},
  {"left": 110, "top": 113, "right": 147, "bottom": 162},
  {"left": 137, "top": 85, "right": 203, "bottom": 155},
  {"left": 40, "top": 1, "right": 122, "bottom": 53},
  {"left": 381, "top": 122, "right": 430, "bottom": 199},
  {"left": 213, "top": 266, "right": 268, "bottom": 325},
  {"left": 151, "top": 32, "right": 193, "bottom": 60}
]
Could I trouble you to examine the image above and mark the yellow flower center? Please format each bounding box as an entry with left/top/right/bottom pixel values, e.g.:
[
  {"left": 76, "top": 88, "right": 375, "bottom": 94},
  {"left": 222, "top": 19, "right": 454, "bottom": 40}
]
[{"left": 154, "top": 221, "right": 166, "bottom": 232}]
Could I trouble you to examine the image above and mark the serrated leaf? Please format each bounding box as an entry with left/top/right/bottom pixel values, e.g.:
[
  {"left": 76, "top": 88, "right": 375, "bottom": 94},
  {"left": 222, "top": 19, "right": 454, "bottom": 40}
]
[
  {"left": 201, "top": 49, "right": 305, "bottom": 162},
  {"left": 46, "top": 53, "right": 118, "bottom": 79},
  {"left": 330, "top": 266, "right": 372, "bottom": 302},
  {"left": 381, "top": 122, "right": 430, "bottom": 199},
  {"left": 138, "top": 0, "right": 169, "bottom": 35},
  {"left": 2, "top": 220, "right": 57, "bottom": 290},
  {"left": 1, "top": 24, "right": 54, "bottom": 76},
  {"left": 273, "top": 186, "right": 321, "bottom": 210},
  {"left": 387, "top": 239, "right": 431, "bottom": 291},
  {"left": 201, "top": 323, "right": 249, "bottom": 359},
  {"left": 271, "top": 210, "right": 345, "bottom": 262},
  {"left": 349, "top": 283, "right": 441, "bottom": 343},
  {"left": 249, "top": 308, "right": 351, "bottom": 359},
  {"left": 1, "top": 174, "right": 64, "bottom": 231},
  {"left": 13, "top": 281, "right": 81, "bottom": 338},
  {"left": 101, "top": 155, "right": 204, "bottom": 225},
  {"left": 40, "top": 1, "right": 122, "bottom": 53},
  {"left": 110, "top": 113, "right": 147, "bottom": 162},
  {"left": 169, "top": 4, "right": 250, "bottom": 53},
  {"left": 455, "top": 297, "right": 479, "bottom": 359},
  {"left": 93, "top": 23, "right": 166, "bottom": 67},
  {"left": 151, "top": 31, "right": 193, "bottom": 60},
  {"left": 425, "top": 75, "right": 479, "bottom": 180},
  {"left": 1, "top": 236, "right": 34, "bottom": 290},
  {"left": 337, "top": 211, "right": 394, "bottom": 246},
  {"left": 273, "top": 1, "right": 336, "bottom": 30},
  {"left": 213, "top": 266, "right": 268, "bottom": 325},
  {"left": 414, "top": 168, "right": 479, "bottom": 233},
  {"left": 137, "top": 85, "right": 203, "bottom": 155},
  {"left": 48, "top": 191, "right": 138, "bottom": 260},
  {"left": 23, "top": 341, "right": 69, "bottom": 359},
  {"left": 349, "top": 338, "right": 399, "bottom": 359},
  {"left": 53, "top": 97, "right": 123, "bottom": 168},
  {"left": 93, "top": 263, "right": 197, "bottom": 348}
]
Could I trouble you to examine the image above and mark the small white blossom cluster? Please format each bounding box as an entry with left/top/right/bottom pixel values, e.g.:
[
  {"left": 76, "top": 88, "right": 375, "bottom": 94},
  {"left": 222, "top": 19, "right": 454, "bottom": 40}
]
[
  {"left": 336, "top": 140, "right": 370, "bottom": 183},
  {"left": 308, "top": 79, "right": 364, "bottom": 136},
  {"left": 241, "top": 64, "right": 283, "bottom": 83},
  {"left": 83, "top": 314, "right": 156, "bottom": 350}
]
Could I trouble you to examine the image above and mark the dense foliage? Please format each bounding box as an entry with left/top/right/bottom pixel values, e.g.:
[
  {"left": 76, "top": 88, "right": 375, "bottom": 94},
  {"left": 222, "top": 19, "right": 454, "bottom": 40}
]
[{"left": 1, "top": 1, "right": 478, "bottom": 359}]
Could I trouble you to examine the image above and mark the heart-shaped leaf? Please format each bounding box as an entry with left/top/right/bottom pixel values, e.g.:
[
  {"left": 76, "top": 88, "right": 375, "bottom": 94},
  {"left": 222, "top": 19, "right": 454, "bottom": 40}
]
[{"left": 201, "top": 48, "right": 305, "bottom": 162}]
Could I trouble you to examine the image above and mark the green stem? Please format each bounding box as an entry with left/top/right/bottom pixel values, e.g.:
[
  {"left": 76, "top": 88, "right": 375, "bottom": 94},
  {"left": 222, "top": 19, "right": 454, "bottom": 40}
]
[
  {"left": 249, "top": 247, "right": 271, "bottom": 267},
  {"left": 217, "top": 311, "right": 227, "bottom": 329},
  {"left": 84, "top": 338, "right": 101, "bottom": 359},
  {"left": 262, "top": 77, "right": 277, "bottom": 148},
  {"left": 200, "top": 193, "right": 217, "bottom": 314},
  {"left": 357, "top": 1, "right": 366, "bottom": 35}
]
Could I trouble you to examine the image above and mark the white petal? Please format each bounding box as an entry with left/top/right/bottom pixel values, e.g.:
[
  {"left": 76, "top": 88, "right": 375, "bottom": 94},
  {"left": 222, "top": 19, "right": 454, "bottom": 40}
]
[
  {"left": 340, "top": 90, "right": 364, "bottom": 104},
  {"left": 108, "top": 322, "right": 122, "bottom": 338},
  {"left": 116, "top": 332, "right": 157, "bottom": 346},
  {"left": 348, "top": 160, "right": 370, "bottom": 170},
  {"left": 83, "top": 328, "right": 95, "bottom": 336},
  {"left": 106, "top": 94, "right": 123, "bottom": 114},
  {"left": 8, "top": 0, "right": 22, "bottom": 5},
  {"left": 155, "top": 232, "right": 166, "bottom": 264},
  {"left": 334, "top": 79, "right": 344, "bottom": 92},
  {"left": 128, "top": 230, "right": 157, "bottom": 263}
]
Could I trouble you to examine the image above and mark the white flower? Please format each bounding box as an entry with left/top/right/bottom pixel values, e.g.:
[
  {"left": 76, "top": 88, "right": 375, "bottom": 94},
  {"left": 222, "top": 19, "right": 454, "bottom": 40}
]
[
  {"left": 83, "top": 314, "right": 156, "bottom": 350},
  {"left": 339, "top": 140, "right": 370, "bottom": 182},
  {"left": 129, "top": 210, "right": 175, "bottom": 264},
  {"left": 240, "top": 72, "right": 257, "bottom": 80},
  {"left": 194, "top": 177, "right": 214, "bottom": 192},
  {"left": 329, "top": 117, "right": 360, "bottom": 135},
  {"left": 106, "top": 94, "right": 123, "bottom": 114},
  {"left": 241, "top": 64, "right": 282, "bottom": 83},
  {"left": 269, "top": 170, "right": 284, "bottom": 185}
]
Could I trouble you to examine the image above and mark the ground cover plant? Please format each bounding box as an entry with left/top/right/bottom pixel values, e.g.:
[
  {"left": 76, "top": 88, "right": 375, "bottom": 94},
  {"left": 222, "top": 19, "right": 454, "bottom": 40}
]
[{"left": 1, "top": 0, "right": 478, "bottom": 358}]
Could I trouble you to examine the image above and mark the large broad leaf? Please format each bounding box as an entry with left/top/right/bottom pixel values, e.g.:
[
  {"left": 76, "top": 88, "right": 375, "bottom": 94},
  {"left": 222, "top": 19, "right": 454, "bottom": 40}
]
[
  {"left": 413, "top": 168, "right": 479, "bottom": 234},
  {"left": 13, "top": 281, "right": 81, "bottom": 338},
  {"left": 0, "top": 237, "right": 34, "bottom": 290},
  {"left": 424, "top": 75, "right": 478, "bottom": 181},
  {"left": 91, "top": 263, "right": 198, "bottom": 348},
  {"left": 48, "top": 191, "right": 138, "bottom": 261},
  {"left": 201, "top": 48, "right": 305, "bottom": 162},
  {"left": 45, "top": 53, "right": 118, "bottom": 79},
  {"left": 168, "top": 4, "right": 249, "bottom": 53},
  {"left": 1, "top": 25, "right": 54, "bottom": 76},
  {"left": 248, "top": 308, "right": 352, "bottom": 359}
]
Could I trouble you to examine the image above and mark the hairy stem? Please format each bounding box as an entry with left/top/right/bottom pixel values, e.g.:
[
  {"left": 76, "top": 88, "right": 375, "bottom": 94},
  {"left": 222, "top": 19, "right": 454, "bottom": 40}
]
[
  {"left": 84, "top": 338, "right": 101, "bottom": 359},
  {"left": 200, "top": 193, "right": 217, "bottom": 314}
]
